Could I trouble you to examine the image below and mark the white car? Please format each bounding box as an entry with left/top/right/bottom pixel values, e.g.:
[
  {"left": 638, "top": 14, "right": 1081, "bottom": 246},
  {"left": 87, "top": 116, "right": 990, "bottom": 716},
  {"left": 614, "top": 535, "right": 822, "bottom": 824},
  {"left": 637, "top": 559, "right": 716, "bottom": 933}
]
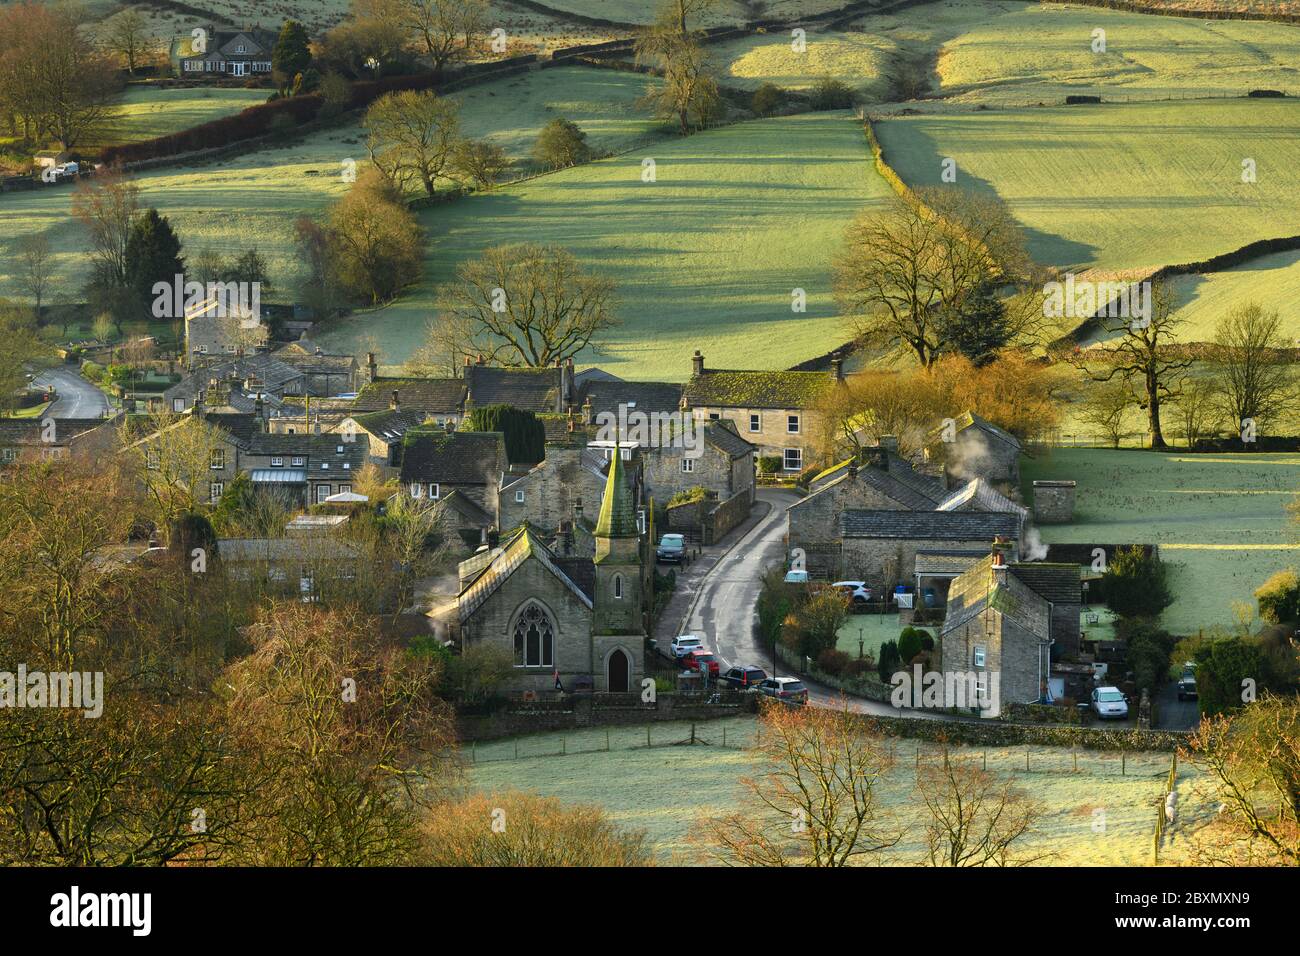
[
  {"left": 831, "top": 581, "right": 873, "bottom": 604},
  {"left": 1090, "top": 686, "right": 1129, "bottom": 720},
  {"left": 671, "top": 634, "right": 704, "bottom": 658}
]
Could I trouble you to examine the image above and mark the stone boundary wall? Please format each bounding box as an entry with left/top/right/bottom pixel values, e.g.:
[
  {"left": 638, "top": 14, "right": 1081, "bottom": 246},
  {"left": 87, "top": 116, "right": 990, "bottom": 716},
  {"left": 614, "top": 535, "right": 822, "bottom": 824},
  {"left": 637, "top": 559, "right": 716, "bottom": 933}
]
[
  {"left": 456, "top": 692, "right": 758, "bottom": 741},
  {"left": 705, "top": 488, "right": 753, "bottom": 544}
]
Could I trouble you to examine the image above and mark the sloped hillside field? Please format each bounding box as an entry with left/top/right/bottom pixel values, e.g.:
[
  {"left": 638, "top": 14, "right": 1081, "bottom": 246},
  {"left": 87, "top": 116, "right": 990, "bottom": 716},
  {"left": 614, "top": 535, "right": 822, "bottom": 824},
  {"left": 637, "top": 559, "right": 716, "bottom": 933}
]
[
  {"left": 321, "top": 111, "right": 889, "bottom": 380},
  {"left": 874, "top": 99, "right": 1300, "bottom": 273}
]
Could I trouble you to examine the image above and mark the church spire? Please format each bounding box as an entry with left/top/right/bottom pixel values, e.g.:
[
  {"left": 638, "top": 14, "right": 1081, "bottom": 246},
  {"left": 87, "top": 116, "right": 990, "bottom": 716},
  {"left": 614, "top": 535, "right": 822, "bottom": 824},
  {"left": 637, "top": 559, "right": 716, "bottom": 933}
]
[{"left": 594, "top": 451, "right": 637, "bottom": 539}]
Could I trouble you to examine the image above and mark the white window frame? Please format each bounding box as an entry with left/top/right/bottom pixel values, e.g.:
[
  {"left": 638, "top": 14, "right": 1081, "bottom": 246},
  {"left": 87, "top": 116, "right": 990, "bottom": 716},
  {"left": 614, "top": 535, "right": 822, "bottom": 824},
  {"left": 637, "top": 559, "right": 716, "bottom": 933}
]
[
  {"left": 783, "top": 448, "right": 802, "bottom": 472},
  {"left": 316, "top": 484, "right": 331, "bottom": 504},
  {"left": 271, "top": 456, "right": 283, "bottom": 467},
  {"left": 787, "top": 414, "right": 800, "bottom": 434},
  {"left": 339, "top": 484, "right": 351, "bottom": 495},
  {"left": 409, "top": 482, "right": 423, "bottom": 499},
  {"left": 429, "top": 483, "right": 440, "bottom": 500},
  {"left": 515, "top": 489, "right": 525, "bottom": 503},
  {"left": 172, "top": 398, "right": 186, "bottom": 413},
  {"left": 749, "top": 413, "right": 761, "bottom": 432},
  {"left": 291, "top": 456, "right": 304, "bottom": 467},
  {"left": 973, "top": 646, "right": 987, "bottom": 668},
  {"left": 210, "top": 448, "right": 225, "bottom": 470},
  {"left": 682, "top": 458, "right": 694, "bottom": 474}
]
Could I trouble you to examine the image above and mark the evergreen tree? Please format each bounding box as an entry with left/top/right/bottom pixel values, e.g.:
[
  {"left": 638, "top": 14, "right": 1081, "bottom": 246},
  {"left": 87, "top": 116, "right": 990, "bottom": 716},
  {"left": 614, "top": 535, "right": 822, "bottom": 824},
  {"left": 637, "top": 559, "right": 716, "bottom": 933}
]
[
  {"left": 946, "top": 279, "right": 1012, "bottom": 366},
  {"left": 273, "top": 20, "right": 312, "bottom": 92},
  {"left": 124, "top": 208, "right": 184, "bottom": 311},
  {"left": 465, "top": 404, "right": 546, "bottom": 465}
]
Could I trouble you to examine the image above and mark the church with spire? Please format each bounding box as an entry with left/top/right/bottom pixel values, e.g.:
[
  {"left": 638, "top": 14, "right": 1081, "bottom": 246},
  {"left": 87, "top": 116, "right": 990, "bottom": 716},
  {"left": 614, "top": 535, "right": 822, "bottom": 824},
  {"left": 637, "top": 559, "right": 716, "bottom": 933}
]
[{"left": 445, "top": 452, "right": 647, "bottom": 694}]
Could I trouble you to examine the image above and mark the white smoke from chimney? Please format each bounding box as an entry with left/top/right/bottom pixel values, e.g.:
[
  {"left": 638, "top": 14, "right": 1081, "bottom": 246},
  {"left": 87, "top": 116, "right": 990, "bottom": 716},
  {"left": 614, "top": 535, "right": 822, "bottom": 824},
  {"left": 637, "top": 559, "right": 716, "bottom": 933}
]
[{"left": 1022, "top": 524, "right": 1049, "bottom": 562}]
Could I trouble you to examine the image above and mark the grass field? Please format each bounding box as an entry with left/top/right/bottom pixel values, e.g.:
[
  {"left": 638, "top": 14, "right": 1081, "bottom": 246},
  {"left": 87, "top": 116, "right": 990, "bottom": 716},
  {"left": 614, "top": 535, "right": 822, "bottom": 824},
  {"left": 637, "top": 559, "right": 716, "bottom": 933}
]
[
  {"left": 467, "top": 717, "right": 1202, "bottom": 864},
  {"left": 0, "top": 67, "right": 664, "bottom": 308},
  {"left": 711, "top": 29, "right": 899, "bottom": 97},
  {"left": 1021, "top": 448, "right": 1300, "bottom": 634},
  {"left": 875, "top": 99, "right": 1300, "bottom": 273},
  {"left": 319, "top": 110, "right": 887, "bottom": 380},
  {"left": 99, "top": 86, "right": 270, "bottom": 146}
]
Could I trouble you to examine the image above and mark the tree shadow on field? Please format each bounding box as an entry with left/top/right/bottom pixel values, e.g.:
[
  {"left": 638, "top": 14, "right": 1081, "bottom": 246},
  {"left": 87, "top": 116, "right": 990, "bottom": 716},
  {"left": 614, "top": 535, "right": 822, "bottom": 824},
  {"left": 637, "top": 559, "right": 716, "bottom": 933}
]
[{"left": 873, "top": 117, "right": 1097, "bottom": 268}]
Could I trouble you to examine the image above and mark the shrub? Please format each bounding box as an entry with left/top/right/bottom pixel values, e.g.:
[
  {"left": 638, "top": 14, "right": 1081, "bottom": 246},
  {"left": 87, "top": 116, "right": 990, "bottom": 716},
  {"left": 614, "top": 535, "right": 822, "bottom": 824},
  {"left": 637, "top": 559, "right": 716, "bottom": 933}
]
[
  {"left": 897, "top": 627, "right": 927, "bottom": 665},
  {"left": 751, "top": 82, "right": 785, "bottom": 116},
  {"left": 1194, "top": 636, "right": 1266, "bottom": 716},
  {"left": 809, "top": 77, "right": 855, "bottom": 111},
  {"left": 533, "top": 117, "right": 591, "bottom": 170},
  {"left": 1255, "top": 568, "right": 1300, "bottom": 624},
  {"left": 666, "top": 486, "right": 716, "bottom": 508},
  {"left": 80, "top": 360, "right": 104, "bottom": 383},
  {"left": 877, "top": 639, "right": 901, "bottom": 682},
  {"left": 844, "top": 656, "right": 875, "bottom": 678},
  {"left": 816, "top": 648, "right": 850, "bottom": 676},
  {"left": 1116, "top": 618, "right": 1174, "bottom": 695},
  {"left": 756, "top": 455, "right": 781, "bottom": 476}
]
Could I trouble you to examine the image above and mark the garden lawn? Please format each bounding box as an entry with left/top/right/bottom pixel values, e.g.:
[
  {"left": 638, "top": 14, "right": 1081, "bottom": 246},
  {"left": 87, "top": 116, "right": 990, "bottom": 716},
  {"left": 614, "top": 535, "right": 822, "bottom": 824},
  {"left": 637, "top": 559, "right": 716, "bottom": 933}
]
[
  {"left": 466, "top": 718, "right": 1196, "bottom": 864},
  {"left": 874, "top": 99, "right": 1300, "bottom": 272},
  {"left": 833, "top": 612, "right": 936, "bottom": 661},
  {"left": 1021, "top": 448, "right": 1300, "bottom": 635},
  {"left": 319, "top": 111, "right": 887, "bottom": 380}
]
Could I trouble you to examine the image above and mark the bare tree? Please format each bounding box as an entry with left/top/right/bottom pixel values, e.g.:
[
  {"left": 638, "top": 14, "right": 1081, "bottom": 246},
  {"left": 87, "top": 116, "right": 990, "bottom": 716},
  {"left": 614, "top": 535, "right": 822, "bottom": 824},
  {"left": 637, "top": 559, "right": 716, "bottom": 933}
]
[
  {"left": 1210, "top": 302, "right": 1296, "bottom": 441},
  {"left": 443, "top": 243, "right": 618, "bottom": 367},
  {"left": 71, "top": 168, "right": 140, "bottom": 288},
  {"left": 635, "top": 10, "right": 722, "bottom": 134},
  {"left": 1186, "top": 695, "right": 1299, "bottom": 866},
  {"left": 1072, "top": 279, "right": 1190, "bottom": 450},
  {"left": 1078, "top": 375, "right": 1135, "bottom": 449},
  {"left": 450, "top": 138, "right": 508, "bottom": 190},
  {"left": 121, "top": 410, "right": 230, "bottom": 538},
  {"left": 106, "top": 7, "right": 154, "bottom": 76},
  {"left": 1170, "top": 375, "right": 1222, "bottom": 449},
  {"left": 697, "top": 702, "right": 903, "bottom": 866},
  {"left": 14, "top": 233, "right": 55, "bottom": 322},
  {"left": 835, "top": 188, "right": 1035, "bottom": 368},
  {"left": 364, "top": 89, "right": 462, "bottom": 197},
  {"left": 400, "top": 0, "right": 488, "bottom": 72},
  {"left": 916, "top": 744, "right": 1046, "bottom": 866}
]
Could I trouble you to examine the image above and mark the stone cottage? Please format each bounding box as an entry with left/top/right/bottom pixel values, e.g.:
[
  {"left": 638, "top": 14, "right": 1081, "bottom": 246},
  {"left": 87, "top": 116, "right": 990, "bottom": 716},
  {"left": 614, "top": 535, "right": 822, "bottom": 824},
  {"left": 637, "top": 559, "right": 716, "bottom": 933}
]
[{"left": 926, "top": 411, "right": 1023, "bottom": 494}]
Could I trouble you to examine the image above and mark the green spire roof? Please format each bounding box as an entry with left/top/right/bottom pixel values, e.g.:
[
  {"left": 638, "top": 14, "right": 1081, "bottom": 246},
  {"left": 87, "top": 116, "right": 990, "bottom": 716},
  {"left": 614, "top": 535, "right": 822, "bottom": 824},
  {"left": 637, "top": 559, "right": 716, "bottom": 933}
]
[{"left": 595, "top": 453, "right": 638, "bottom": 538}]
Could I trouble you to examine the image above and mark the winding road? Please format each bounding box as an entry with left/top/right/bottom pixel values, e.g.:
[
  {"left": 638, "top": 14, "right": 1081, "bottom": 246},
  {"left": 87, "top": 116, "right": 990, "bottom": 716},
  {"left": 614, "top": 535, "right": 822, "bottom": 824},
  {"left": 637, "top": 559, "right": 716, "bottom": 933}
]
[
  {"left": 31, "top": 367, "right": 111, "bottom": 419},
  {"left": 679, "top": 488, "right": 938, "bottom": 717}
]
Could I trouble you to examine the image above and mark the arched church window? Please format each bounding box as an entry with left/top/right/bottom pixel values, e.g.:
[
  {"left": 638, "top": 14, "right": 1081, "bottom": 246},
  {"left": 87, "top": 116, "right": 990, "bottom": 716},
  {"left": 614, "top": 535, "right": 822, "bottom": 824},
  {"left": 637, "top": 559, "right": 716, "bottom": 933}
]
[
  {"left": 613, "top": 574, "right": 623, "bottom": 599},
  {"left": 513, "top": 603, "right": 555, "bottom": 667}
]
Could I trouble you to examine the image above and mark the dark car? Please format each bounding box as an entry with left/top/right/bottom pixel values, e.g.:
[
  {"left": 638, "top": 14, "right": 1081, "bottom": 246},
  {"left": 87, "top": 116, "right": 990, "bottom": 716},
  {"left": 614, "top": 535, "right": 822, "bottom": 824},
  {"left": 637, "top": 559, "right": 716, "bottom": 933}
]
[
  {"left": 656, "top": 533, "right": 686, "bottom": 565},
  {"left": 721, "top": 665, "right": 767, "bottom": 689},
  {"left": 1177, "top": 665, "right": 1198, "bottom": 701}
]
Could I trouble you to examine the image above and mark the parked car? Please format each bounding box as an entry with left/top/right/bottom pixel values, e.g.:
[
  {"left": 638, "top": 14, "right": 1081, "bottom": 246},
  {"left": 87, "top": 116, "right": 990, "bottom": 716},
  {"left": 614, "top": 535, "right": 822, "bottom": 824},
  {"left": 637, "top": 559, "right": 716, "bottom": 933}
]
[
  {"left": 656, "top": 533, "right": 686, "bottom": 564},
  {"left": 1090, "top": 686, "right": 1129, "bottom": 720},
  {"left": 756, "top": 677, "right": 808, "bottom": 706},
  {"left": 784, "top": 569, "right": 808, "bottom": 584},
  {"left": 1177, "top": 664, "right": 1198, "bottom": 701},
  {"left": 686, "top": 649, "right": 720, "bottom": 676},
  {"left": 670, "top": 634, "right": 704, "bottom": 659},
  {"left": 721, "top": 665, "right": 767, "bottom": 690},
  {"left": 831, "top": 581, "right": 873, "bottom": 604}
]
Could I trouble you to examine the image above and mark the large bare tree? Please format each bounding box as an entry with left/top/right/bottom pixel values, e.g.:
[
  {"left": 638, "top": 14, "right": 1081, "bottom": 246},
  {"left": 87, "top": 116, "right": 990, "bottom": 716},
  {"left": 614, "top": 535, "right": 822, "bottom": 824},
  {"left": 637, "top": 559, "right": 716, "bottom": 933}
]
[
  {"left": 697, "top": 702, "right": 903, "bottom": 866},
  {"left": 1210, "top": 302, "right": 1296, "bottom": 440},
  {"left": 834, "top": 188, "right": 1036, "bottom": 369},
  {"left": 364, "top": 89, "right": 462, "bottom": 197},
  {"left": 1072, "top": 279, "right": 1190, "bottom": 450},
  {"left": 441, "top": 243, "right": 618, "bottom": 367},
  {"left": 70, "top": 168, "right": 140, "bottom": 288}
]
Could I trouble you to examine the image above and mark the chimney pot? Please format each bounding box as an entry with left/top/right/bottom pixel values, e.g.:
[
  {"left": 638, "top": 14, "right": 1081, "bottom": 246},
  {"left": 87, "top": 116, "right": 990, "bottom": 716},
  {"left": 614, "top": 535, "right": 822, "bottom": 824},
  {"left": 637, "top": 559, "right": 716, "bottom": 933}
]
[
  {"left": 830, "top": 355, "right": 844, "bottom": 382},
  {"left": 390, "top": 389, "right": 400, "bottom": 411}
]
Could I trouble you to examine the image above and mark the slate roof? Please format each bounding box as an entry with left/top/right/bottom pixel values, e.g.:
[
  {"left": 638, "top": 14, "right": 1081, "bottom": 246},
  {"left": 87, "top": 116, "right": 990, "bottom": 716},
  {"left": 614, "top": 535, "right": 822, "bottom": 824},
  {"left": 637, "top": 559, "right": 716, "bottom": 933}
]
[
  {"left": 457, "top": 526, "right": 593, "bottom": 622},
  {"left": 942, "top": 556, "right": 1050, "bottom": 636},
  {"left": 350, "top": 409, "right": 427, "bottom": 443},
  {"left": 841, "top": 510, "right": 1020, "bottom": 540},
  {"left": 0, "top": 418, "right": 107, "bottom": 445},
  {"left": 683, "top": 368, "right": 834, "bottom": 409},
  {"left": 1008, "top": 562, "right": 1082, "bottom": 605},
  {"left": 172, "top": 355, "right": 303, "bottom": 396},
  {"left": 351, "top": 378, "right": 466, "bottom": 416},
  {"left": 204, "top": 412, "right": 263, "bottom": 448},
  {"left": 933, "top": 410, "right": 1023, "bottom": 451},
  {"left": 914, "top": 550, "right": 988, "bottom": 576},
  {"left": 433, "top": 488, "right": 493, "bottom": 527},
  {"left": 937, "top": 478, "right": 1029, "bottom": 521},
  {"left": 272, "top": 342, "right": 357, "bottom": 376},
  {"left": 243, "top": 432, "right": 371, "bottom": 472},
  {"left": 579, "top": 380, "right": 684, "bottom": 420},
  {"left": 465, "top": 365, "right": 562, "bottom": 413},
  {"left": 399, "top": 430, "right": 505, "bottom": 485},
  {"left": 704, "top": 420, "right": 755, "bottom": 459}
]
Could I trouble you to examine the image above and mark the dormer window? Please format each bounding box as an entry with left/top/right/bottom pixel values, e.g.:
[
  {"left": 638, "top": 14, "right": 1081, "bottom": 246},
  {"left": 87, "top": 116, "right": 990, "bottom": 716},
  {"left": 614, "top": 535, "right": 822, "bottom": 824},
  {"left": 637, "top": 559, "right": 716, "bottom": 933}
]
[
  {"left": 291, "top": 456, "right": 304, "bottom": 467},
  {"left": 271, "top": 456, "right": 283, "bottom": 467},
  {"left": 336, "top": 445, "right": 344, "bottom": 454},
  {"left": 236, "top": 44, "right": 245, "bottom": 53}
]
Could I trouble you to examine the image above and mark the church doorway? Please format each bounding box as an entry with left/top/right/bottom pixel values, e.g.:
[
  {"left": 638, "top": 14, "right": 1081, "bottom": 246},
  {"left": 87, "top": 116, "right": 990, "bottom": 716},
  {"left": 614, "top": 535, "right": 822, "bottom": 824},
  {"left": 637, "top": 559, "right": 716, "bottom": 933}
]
[{"left": 607, "top": 649, "right": 630, "bottom": 693}]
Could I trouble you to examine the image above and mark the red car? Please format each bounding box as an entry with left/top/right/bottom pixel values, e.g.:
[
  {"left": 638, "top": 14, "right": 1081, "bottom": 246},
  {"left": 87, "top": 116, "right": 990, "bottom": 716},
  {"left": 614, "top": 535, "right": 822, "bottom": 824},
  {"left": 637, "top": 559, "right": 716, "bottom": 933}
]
[{"left": 685, "top": 649, "right": 720, "bottom": 676}]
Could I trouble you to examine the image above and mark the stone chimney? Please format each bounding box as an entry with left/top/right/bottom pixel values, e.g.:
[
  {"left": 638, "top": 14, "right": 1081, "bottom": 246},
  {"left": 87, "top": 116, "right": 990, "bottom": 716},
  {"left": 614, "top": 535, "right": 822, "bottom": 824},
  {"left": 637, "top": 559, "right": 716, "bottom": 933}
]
[
  {"left": 830, "top": 354, "right": 844, "bottom": 382},
  {"left": 1032, "top": 480, "right": 1076, "bottom": 524},
  {"left": 366, "top": 352, "right": 377, "bottom": 383},
  {"left": 582, "top": 396, "right": 594, "bottom": 425},
  {"left": 691, "top": 350, "right": 704, "bottom": 377},
  {"left": 879, "top": 435, "right": 899, "bottom": 454},
  {"left": 557, "top": 358, "right": 573, "bottom": 413},
  {"left": 573, "top": 497, "right": 584, "bottom": 526},
  {"left": 991, "top": 536, "right": 1013, "bottom": 570},
  {"left": 390, "top": 389, "right": 400, "bottom": 412}
]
